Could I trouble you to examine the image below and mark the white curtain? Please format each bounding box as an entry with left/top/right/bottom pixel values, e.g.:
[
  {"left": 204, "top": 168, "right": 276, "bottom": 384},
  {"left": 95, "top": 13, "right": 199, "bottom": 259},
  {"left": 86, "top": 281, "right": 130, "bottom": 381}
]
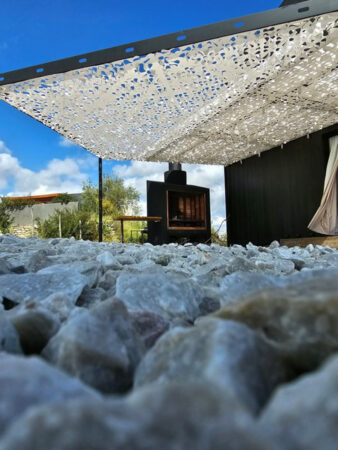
[{"left": 308, "top": 135, "right": 338, "bottom": 235}]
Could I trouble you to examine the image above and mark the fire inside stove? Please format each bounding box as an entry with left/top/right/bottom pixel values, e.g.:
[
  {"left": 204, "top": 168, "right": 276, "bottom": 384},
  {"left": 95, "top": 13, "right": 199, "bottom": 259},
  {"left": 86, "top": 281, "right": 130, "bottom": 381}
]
[{"left": 167, "top": 191, "right": 207, "bottom": 230}]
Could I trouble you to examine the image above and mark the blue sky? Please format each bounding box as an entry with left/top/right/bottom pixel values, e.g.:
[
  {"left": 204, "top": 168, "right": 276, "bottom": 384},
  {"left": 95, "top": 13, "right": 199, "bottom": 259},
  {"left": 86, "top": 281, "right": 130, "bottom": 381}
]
[{"left": 0, "top": 0, "right": 281, "bottom": 228}]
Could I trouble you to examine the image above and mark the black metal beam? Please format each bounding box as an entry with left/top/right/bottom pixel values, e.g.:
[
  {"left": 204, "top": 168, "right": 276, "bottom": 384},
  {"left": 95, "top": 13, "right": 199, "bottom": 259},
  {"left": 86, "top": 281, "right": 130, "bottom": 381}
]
[
  {"left": 98, "top": 157, "right": 103, "bottom": 242},
  {"left": 0, "top": 0, "right": 336, "bottom": 87},
  {"left": 280, "top": 0, "right": 305, "bottom": 6}
]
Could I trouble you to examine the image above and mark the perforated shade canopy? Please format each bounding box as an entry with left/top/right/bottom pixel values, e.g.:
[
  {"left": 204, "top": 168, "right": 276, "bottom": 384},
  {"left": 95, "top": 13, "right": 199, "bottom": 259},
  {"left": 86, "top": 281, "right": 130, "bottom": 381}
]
[{"left": 0, "top": 0, "right": 337, "bottom": 165}]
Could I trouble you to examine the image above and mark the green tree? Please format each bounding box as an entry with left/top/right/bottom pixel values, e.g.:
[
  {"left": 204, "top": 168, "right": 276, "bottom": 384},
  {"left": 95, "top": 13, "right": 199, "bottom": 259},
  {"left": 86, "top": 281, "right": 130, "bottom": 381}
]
[
  {"left": 80, "top": 174, "right": 141, "bottom": 242},
  {"left": 81, "top": 174, "right": 140, "bottom": 217}
]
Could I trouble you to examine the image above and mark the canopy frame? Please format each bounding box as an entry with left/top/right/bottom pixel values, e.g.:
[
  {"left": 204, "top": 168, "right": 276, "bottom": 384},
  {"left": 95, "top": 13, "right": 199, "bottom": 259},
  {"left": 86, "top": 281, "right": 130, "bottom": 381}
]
[{"left": 0, "top": 0, "right": 336, "bottom": 87}]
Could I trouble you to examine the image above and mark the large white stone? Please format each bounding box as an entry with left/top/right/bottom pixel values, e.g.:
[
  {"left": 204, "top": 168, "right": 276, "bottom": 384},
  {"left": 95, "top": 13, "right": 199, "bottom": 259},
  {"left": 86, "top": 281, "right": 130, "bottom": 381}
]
[
  {"left": 38, "top": 261, "right": 100, "bottom": 288},
  {"left": 135, "top": 317, "right": 291, "bottom": 414},
  {"left": 215, "top": 270, "right": 338, "bottom": 371},
  {"left": 96, "top": 251, "right": 122, "bottom": 270},
  {"left": 0, "top": 268, "right": 88, "bottom": 305},
  {"left": 115, "top": 271, "right": 203, "bottom": 322},
  {"left": 43, "top": 298, "right": 145, "bottom": 393},
  {"left": 0, "top": 353, "right": 98, "bottom": 436},
  {"left": 0, "top": 310, "right": 22, "bottom": 355},
  {"left": 0, "top": 383, "right": 277, "bottom": 450},
  {"left": 7, "top": 302, "right": 60, "bottom": 354},
  {"left": 260, "top": 355, "right": 338, "bottom": 450}
]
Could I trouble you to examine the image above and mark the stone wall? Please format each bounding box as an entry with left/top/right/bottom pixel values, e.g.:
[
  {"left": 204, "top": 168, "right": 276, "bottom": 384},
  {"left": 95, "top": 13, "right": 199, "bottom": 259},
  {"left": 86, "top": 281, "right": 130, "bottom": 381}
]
[{"left": 9, "top": 226, "right": 35, "bottom": 239}]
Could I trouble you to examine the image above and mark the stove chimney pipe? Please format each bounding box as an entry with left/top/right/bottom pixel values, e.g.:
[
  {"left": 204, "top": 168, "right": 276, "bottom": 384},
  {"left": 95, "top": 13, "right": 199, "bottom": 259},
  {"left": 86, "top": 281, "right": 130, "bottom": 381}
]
[
  {"left": 164, "top": 162, "right": 186, "bottom": 185},
  {"left": 168, "top": 162, "right": 182, "bottom": 172}
]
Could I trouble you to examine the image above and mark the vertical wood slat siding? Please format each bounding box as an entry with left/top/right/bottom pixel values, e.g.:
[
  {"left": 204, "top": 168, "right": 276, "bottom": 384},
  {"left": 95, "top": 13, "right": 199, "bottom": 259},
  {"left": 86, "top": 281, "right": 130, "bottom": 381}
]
[{"left": 225, "top": 124, "right": 338, "bottom": 246}]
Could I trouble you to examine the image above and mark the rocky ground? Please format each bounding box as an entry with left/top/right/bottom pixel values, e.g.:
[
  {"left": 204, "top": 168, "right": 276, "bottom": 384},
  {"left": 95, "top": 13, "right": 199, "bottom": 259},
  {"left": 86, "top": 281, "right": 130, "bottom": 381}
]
[{"left": 0, "top": 234, "right": 338, "bottom": 449}]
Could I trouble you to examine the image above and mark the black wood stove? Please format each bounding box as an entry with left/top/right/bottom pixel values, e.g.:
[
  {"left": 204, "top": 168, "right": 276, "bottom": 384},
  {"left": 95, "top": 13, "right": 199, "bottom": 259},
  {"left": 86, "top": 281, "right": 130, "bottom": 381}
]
[{"left": 147, "top": 163, "right": 211, "bottom": 245}]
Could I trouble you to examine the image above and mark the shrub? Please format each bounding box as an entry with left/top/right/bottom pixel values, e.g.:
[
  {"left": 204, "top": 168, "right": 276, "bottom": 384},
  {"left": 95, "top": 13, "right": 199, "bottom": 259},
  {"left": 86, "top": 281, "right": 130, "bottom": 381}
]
[
  {"left": 0, "top": 196, "right": 39, "bottom": 234},
  {"left": 51, "top": 193, "right": 75, "bottom": 204},
  {"left": 37, "top": 209, "right": 98, "bottom": 240},
  {"left": 123, "top": 221, "right": 147, "bottom": 244},
  {"left": 210, "top": 225, "right": 227, "bottom": 246},
  {"left": 0, "top": 202, "right": 13, "bottom": 233}
]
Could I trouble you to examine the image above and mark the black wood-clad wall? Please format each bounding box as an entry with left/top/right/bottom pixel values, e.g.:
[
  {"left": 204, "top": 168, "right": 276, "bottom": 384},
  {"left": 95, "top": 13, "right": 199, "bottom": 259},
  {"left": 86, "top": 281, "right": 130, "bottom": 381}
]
[{"left": 225, "top": 124, "right": 338, "bottom": 246}]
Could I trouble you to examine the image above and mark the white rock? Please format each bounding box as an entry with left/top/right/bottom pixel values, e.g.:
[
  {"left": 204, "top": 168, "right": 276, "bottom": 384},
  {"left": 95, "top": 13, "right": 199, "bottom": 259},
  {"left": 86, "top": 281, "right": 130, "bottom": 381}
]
[
  {"left": 0, "top": 269, "right": 87, "bottom": 305},
  {"left": 219, "top": 271, "right": 286, "bottom": 305},
  {"left": 0, "top": 260, "right": 11, "bottom": 275},
  {"left": 196, "top": 243, "right": 211, "bottom": 252},
  {"left": 7, "top": 303, "right": 60, "bottom": 354},
  {"left": 0, "top": 383, "right": 277, "bottom": 450},
  {"left": 43, "top": 298, "right": 145, "bottom": 393},
  {"left": 38, "top": 261, "right": 99, "bottom": 288},
  {"left": 269, "top": 240, "right": 280, "bottom": 249},
  {"left": 116, "top": 271, "right": 203, "bottom": 322},
  {"left": 96, "top": 251, "right": 121, "bottom": 270},
  {"left": 116, "top": 254, "right": 135, "bottom": 265},
  {"left": 135, "top": 317, "right": 291, "bottom": 414},
  {"left": 0, "top": 311, "right": 22, "bottom": 354},
  {"left": 216, "top": 269, "right": 338, "bottom": 371},
  {"left": 260, "top": 355, "right": 338, "bottom": 450},
  {"left": 0, "top": 353, "right": 98, "bottom": 436},
  {"left": 306, "top": 244, "right": 314, "bottom": 252},
  {"left": 40, "top": 293, "right": 76, "bottom": 322}
]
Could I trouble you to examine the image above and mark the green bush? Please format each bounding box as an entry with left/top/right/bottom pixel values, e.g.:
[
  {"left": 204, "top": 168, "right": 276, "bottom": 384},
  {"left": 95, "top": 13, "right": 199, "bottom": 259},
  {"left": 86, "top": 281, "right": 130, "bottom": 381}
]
[
  {"left": 0, "top": 197, "right": 39, "bottom": 234},
  {"left": 51, "top": 193, "right": 75, "bottom": 204},
  {"left": 14, "top": 174, "right": 142, "bottom": 242},
  {"left": 211, "top": 231, "right": 227, "bottom": 246},
  {"left": 123, "top": 221, "right": 147, "bottom": 244},
  {"left": 37, "top": 209, "right": 98, "bottom": 240},
  {"left": 1, "top": 197, "right": 37, "bottom": 210},
  {"left": 0, "top": 202, "right": 13, "bottom": 233},
  {"left": 211, "top": 225, "right": 227, "bottom": 246}
]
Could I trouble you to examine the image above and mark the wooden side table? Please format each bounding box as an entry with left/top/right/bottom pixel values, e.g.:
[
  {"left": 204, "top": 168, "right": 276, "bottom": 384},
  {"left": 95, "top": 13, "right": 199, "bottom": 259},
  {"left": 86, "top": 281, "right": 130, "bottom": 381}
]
[{"left": 115, "top": 216, "right": 162, "bottom": 243}]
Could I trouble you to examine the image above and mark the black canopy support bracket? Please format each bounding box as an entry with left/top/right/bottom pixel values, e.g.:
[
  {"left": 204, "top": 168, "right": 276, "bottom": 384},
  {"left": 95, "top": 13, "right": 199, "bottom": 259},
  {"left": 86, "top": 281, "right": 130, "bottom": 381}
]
[{"left": 0, "top": 0, "right": 336, "bottom": 87}]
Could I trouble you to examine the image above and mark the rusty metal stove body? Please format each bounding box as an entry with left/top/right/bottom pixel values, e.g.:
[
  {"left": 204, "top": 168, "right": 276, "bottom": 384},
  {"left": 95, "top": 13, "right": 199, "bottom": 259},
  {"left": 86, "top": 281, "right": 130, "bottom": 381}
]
[{"left": 147, "top": 163, "right": 211, "bottom": 245}]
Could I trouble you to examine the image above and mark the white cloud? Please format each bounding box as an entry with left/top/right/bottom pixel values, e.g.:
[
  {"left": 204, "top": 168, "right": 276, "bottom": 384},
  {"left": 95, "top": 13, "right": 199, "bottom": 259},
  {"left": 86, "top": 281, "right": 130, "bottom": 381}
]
[
  {"left": 114, "top": 161, "right": 227, "bottom": 233},
  {"left": 0, "top": 142, "right": 88, "bottom": 196},
  {"left": 0, "top": 152, "right": 22, "bottom": 190},
  {"left": 76, "top": 154, "right": 98, "bottom": 169}
]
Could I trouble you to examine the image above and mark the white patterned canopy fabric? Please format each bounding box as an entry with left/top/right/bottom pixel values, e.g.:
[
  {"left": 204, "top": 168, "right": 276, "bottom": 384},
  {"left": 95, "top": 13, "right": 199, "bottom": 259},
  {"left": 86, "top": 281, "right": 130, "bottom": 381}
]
[{"left": 0, "top": 12, "right": 337, "bottom": 165}]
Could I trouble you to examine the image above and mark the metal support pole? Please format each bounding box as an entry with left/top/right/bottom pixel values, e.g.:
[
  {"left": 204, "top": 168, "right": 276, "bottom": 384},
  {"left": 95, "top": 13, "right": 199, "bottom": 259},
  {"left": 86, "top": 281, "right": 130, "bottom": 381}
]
[
  {"left": 120, "top": 219, "right": 124, "bottom": 243},
  {"left": 98, "top": 157, "right": 103, "bottom": 242},
  {"left": 224, "top": 165, "right": 230, "bottom": 246}
]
